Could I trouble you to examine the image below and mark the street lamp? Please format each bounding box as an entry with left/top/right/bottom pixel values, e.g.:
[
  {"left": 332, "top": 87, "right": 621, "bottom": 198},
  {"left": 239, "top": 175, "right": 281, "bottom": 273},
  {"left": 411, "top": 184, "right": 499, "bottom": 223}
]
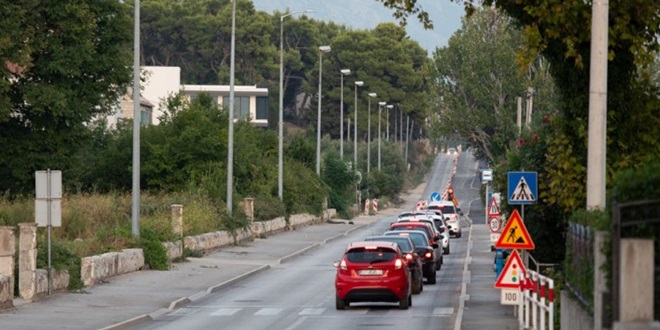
[
  {"left": 386, "top": 104, "right": 393, "bottom": 142},
  {"left": 339, "top": 69, "right": 351, "bottom": 159},
  {"left": 367, "top": 92, "right": 377, "bottom": 174},
  {"left": 316, "top": 45, "right": 331, "bottom": 175},
  {"left": 278, "top": 9, "right": 312, "bottom": 200},
  {"left": 227, "top": 0, "right": 237, "bottom": 215},
  {"left": 378, "top": 101, "right": 386, "bottom": 171},
  {"left": 353, "top": 81, "right": 364, "bottom": 173}
]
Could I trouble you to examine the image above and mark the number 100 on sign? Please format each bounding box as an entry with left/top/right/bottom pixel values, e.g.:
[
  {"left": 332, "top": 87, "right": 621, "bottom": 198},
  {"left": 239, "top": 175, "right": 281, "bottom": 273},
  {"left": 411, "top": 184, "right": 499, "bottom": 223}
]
[{"left": 500, "top": 289, "right": 520, "bottom": 305}]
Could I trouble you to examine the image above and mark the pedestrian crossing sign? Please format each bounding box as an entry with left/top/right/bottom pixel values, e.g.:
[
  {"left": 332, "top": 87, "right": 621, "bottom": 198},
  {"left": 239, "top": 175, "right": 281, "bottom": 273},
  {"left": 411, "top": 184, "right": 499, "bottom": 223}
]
[
  {"left": 507, "top": 172, "right": 538, "bottom": 205},
  {"left": 494, "top": 249, "right": 526, "bottom": 289},
  {"left": 495, "top": 209, "right": 534, "bottom": 250}
]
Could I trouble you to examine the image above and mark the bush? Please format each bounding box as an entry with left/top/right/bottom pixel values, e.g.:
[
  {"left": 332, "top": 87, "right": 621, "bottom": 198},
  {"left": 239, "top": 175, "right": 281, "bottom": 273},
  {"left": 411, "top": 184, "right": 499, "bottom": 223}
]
[
  {"left": 253, "top": 193, "right": 286, "bottom": 221},
  {"left": 139, "top": 227, "right": 169, "bottom": 270},
  {"left": 36, "top": 238, "right": 84, "bottom": 291}
]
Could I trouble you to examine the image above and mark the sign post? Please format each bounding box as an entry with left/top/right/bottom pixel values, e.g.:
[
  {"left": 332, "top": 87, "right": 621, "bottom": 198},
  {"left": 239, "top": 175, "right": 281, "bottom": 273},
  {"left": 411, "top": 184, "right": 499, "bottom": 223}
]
[
  {"left": 35, "top": 169, "right": 62, "bottom": 295},
  {"left": 482, "top": 169, "right": 493, "bottom": 224}
]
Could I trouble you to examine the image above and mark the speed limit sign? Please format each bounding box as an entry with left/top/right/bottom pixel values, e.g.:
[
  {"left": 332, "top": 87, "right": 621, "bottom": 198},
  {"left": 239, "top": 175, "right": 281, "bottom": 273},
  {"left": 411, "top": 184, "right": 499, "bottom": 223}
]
[{"left": 488, "top": 217, "right": 500, "bottom": 233}]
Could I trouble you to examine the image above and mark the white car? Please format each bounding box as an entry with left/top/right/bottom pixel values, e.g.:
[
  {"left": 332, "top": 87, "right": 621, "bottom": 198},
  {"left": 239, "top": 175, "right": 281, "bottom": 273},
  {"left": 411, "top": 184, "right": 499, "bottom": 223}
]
[
  {"left": 398, "top": 211, "right": 450, "bottom": 254},
  {"left": 427, "top": 201, "right": 463, "bottom": 238}
]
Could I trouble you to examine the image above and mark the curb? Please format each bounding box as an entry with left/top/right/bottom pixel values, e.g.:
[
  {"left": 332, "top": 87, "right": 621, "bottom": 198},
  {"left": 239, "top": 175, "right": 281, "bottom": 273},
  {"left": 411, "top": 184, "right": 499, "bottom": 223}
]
[{"left": 99, "top": 314, "right": 152, "bottom": 330}]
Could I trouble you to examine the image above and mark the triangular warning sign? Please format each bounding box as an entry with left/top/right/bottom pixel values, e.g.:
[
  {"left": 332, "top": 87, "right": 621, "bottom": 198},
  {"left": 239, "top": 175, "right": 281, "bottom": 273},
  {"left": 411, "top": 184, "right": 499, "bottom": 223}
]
[
  {"left": 494, "top": 250, "right": 526, "bottom": 289},
  {"left": 488, "top": 196, "right": 500, "bottom": 216},
  {"left": 495, "top": 209, "right": 535, "bottom": 250},
  {"left": 510, "top": 176, "right": 535, "bottom": 202}
]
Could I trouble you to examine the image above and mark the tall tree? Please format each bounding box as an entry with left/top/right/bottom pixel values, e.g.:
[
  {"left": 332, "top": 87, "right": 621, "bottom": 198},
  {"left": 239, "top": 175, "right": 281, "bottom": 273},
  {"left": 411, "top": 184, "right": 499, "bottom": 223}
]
[{"left": 0, "top": 0, "right": 133, "bottom": 194}]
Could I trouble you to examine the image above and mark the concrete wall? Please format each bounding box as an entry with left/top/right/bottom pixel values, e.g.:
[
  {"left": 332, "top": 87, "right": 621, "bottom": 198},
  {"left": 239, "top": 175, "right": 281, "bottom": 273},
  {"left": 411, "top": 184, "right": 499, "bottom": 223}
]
[
  {"left": 251, "top": 217, "right": 287, "bottom": 239},
  {"left": 0, "top": 226, "right": 14, "bottom": 309},
  {"left": 561, "top": 290, "right": 594, "bottom": 330},
  {"left": 80, "top": 249, "right": 144, "bottom": 287},
  {"left": 35, "top": 269, "right": 69, "bottom": 297}
]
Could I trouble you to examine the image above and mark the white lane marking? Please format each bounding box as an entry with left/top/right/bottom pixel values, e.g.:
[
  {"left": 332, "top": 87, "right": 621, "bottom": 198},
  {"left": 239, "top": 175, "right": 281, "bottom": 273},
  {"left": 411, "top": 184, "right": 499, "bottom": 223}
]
[
  {"left": 210, "top": 308, "right": 241, "bottom": 316},
  {"left": 299, "top": 308, "right": 325, "bottom": 315},
  {"left": 254, "top": 308, "right": 284, "bottom": 316},
  {"left": 433, "top": 307, "right": 455, "bottom": 315},
  {"left": 454, "top": 221, "right": 474, "bottom": 330}
]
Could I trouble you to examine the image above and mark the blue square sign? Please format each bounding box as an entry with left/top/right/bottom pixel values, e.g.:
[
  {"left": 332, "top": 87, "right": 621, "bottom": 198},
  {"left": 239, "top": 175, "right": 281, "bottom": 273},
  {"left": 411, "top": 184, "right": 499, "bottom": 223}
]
[{"left": 507, "top": 172, "right": 538, "bottom": 205}]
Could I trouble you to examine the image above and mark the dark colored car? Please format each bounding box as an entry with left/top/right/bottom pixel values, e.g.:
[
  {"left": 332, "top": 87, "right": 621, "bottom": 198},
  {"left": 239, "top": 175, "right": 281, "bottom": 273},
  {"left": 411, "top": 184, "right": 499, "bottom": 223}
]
[
  {"left": 389, "top": 221, "right": 443, "bottom": 269},
  {"left": 365, "top": 235, "right": 423, "bottom": 294},
  {"left": 334, "top": 241, "right": 413, "bottom": 310},
  {"left": 384, "top": 230, "right": 438, "bottom": 284}
]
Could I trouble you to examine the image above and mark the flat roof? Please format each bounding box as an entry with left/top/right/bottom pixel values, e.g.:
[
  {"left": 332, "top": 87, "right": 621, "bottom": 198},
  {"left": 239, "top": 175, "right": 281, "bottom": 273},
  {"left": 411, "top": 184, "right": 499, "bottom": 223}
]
[{"left": 181, "top": 85, "right": 268, "bottom": 97}]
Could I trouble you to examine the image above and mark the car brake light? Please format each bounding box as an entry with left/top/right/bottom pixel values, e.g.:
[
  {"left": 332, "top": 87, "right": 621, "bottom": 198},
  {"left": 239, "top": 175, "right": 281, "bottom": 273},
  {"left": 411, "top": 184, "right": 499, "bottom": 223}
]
[
  {"left": 405, "top": 253, "right": 413, "bottom": 261},
  {"left": 425, "top": 252, "right": 433, "bottom": 259},
  {"left": 340, "top": 259, "right": 347, "bottom": 271},
  {"left": 395, "top": 258, "right": 403, "bottom": 270}
]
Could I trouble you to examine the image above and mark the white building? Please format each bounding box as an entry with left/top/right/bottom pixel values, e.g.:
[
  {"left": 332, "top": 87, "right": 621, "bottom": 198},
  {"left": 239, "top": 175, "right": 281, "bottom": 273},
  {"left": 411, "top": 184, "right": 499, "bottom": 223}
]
[{"left": 108, "top": 66, "right": 269, "bottom": 128}]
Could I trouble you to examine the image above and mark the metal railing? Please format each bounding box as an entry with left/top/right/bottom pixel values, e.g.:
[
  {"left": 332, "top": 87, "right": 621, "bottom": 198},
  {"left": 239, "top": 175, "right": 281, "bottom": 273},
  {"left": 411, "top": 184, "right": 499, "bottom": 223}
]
[{"left": 519, "top": 269, "right": 555, "bottom": 330}]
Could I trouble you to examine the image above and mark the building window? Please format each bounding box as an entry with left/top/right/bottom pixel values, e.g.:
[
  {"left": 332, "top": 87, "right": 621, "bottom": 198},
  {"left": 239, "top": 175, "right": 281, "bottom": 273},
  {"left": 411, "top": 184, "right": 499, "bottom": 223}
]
[
  {"left": 256, "top": 96, "right": 268, "bottom": 120},
  {"left": 223, "top": 96, "right": 250, "bottom": 120},
  {"left": 140, "top": 106, "right": 152, "bottom": 126}
]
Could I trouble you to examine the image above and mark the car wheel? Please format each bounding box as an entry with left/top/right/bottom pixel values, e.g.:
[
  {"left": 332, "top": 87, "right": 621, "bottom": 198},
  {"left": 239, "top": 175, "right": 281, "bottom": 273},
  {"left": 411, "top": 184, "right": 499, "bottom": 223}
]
[
  {"left": 420, "top": 277, "right": 424, "bottom": 292},
  {"left": 427, "top": 268, "right": 437, "bottom": 284},
  {"left": 444, "top": 246, "right": 450, "bottom": 255},
  {"left": 457, "top": 231, "right": 462, "bottom": 238},
  {"left": 336, "top": 295, "right": 347, "bottom": 310},
  {"left": 399, "top": 293, "right": 410, "bottom": 310},
  {"left": 412, "top": 274, "right": 422, "bottom": 294}
]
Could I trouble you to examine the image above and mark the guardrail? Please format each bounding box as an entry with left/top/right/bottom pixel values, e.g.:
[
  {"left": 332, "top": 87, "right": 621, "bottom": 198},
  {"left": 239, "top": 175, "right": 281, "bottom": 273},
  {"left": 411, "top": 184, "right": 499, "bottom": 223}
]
[{"left": 519, "top": 269, "right": 555, "bottom": 330}]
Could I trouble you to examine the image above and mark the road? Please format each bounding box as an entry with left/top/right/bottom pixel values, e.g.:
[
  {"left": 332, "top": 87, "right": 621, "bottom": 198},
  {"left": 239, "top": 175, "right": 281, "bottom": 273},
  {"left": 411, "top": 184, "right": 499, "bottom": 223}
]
[{"left": 135, "top": 151, "right": 482, "bottom": 330}]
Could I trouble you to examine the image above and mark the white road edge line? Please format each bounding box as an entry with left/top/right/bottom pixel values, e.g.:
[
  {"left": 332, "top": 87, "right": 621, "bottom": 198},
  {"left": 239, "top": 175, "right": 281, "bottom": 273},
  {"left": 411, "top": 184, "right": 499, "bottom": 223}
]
[{"left": 454, "top": 217, "right": 474, "bottom": 330}]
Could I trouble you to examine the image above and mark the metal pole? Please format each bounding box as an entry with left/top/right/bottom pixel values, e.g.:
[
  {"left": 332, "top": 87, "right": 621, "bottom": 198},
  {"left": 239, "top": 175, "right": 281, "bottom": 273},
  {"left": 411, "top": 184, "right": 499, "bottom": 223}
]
[
  {"left": 47, "top": 169, "right": 52, "bottom": 295},
  {"left": 517, "top": 96, "right": 522, "bottom": 136},
  {"left": 340, "top": 72, "right": 344, "bottom": 159},
  {"left": 400, "top": 107, "right": 403, "bottom": 153},
  {"left": 367, "top": 95, "right": 372, "bottom": 174},
  {"left": 586, "top": 0, "right": 609, "bottom": 211},
  {"left": 278, "top": 14, "right": 284, "bottom": 200},
  {"left": 227, "top": 0, "right": 236, "bottom": 215},
  {"left": 485, "top": 182, "right": 489, "bottom": 225},
  {"left": 405, "top": 115, "right": 409, "bottom": 164},
  {"left": 393, "top": 105, "right": 397, "bottom": 143},
  {"left": 316, "top": 50, "right": 323, "bottom": 175},
  {"left": 354, "top": 84, "right": 358, "bottom": 172},
  {"left": 378, "top": 103, "right": 382, "bottom": 171},
  {"left": 131, "top": 0, "right": 141, "bottom": 237},
  {"left": 386, "top": 105, "right": 390, "bottom": 141}
]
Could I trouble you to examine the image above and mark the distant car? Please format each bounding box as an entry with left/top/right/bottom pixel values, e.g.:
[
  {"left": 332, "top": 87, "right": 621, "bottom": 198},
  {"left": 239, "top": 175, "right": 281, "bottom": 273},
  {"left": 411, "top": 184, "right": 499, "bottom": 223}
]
[
  {"left": 384, "top": 230, "right": 438, "bottom": 284},
  {"left": 365, "top": 235, "right": 423, "bottom": 294},
  {"left": 334, "top": 241, "right": 412, "bottom": 310},
  {"left": 447, "top": 148, "right": 457, "bottom": 155},
  {"left": 389, "top": 221, "right": 443, "bottom": 268},
  {"left": 428, "top": 200, "right": 463, "bottom": 238}
]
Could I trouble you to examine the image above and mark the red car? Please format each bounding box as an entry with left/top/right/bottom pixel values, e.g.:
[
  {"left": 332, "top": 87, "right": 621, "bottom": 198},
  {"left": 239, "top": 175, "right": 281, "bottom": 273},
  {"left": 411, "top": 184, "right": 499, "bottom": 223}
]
[{"left": 334, "top": 241, "right": 412, "bottom": 310}]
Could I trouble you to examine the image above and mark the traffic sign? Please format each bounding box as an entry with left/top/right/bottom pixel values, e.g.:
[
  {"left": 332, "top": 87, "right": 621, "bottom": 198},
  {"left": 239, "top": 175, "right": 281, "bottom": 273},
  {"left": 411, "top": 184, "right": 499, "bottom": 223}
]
[
  {"left": 495, "top": 209, "right": 535, "bottom": 250},
  {"left": 494, "top": 249, "right": 526, "bottom": 289},
  {"left": 488, "top": 196, "right": 500, "bottom": 216},
  {"left": 500, "top": 288, "right": 521, "bottom": 305},
  {"left": 482, "top": 168, "right": 493, "bottom": 182},
  {"left": 507, "top": 172, "right": 538, "bottom": 205},
  {"left": 488, "top": 217, "right": 500, "bottom": 233},
  {"left": 430, "top": 192, "right": 441, "bottom": 202}
]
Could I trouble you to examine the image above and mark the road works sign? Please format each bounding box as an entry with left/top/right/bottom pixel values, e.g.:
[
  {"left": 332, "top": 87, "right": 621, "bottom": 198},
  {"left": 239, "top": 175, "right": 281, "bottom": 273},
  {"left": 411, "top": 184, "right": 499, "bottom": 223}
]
[
  {"left": 494, "top": 249, "right": 526, "bottom": 289},
  {"left": 487, "top": 196, "right": 501, "bottom": 217},
  {"left": 495, "top": 209, "right": 535, "bottom": 250},
  {"left": 507, "top": 172, "right": 538, "bottom": 205}
]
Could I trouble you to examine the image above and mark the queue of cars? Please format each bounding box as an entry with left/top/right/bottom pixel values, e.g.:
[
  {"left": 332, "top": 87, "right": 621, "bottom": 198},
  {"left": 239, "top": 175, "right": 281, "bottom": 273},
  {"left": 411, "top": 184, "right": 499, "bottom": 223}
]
[{"left": 334, "top": 203, "right": 463, "bottom": 310}]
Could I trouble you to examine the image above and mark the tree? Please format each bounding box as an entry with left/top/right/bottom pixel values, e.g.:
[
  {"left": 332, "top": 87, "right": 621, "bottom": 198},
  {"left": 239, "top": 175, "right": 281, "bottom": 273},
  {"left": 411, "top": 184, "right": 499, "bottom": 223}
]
[
  {"left": 431, "top": 7, "right": 557, "bottom": 164},
  {"left": 0, "top": 0, "right": 133, "bottom": 195}
]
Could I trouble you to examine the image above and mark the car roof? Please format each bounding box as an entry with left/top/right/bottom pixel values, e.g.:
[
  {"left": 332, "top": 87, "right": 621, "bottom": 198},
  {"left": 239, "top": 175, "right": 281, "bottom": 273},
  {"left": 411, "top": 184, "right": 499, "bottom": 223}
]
[
  {"left": 428, "top": 200, "right": 455, "bottom": 207},
  {"left": 383, "top": 230, "right": 431, "bottom": 246},
  {"left": 346, "top": 240, "right": 398, "bottom": 251},
  {"left": 365, "top": 236, "right": 414, "bottom": 249}
]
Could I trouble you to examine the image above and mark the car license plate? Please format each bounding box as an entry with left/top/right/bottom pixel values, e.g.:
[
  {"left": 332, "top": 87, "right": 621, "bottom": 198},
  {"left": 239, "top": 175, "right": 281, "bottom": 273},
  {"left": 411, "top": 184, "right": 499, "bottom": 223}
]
[{"left": 359, "top": 269, "right": 383, "bottom": 276}]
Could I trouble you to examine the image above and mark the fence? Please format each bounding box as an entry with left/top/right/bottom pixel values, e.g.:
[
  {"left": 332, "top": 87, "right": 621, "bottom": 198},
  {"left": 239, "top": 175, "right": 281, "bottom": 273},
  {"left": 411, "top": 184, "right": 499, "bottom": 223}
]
[
  {"left": 564, "top": 222, "right": 594, "bottom": 315},
  {"left": 519, "top": 269, "right": 555, "bottom": 330}
]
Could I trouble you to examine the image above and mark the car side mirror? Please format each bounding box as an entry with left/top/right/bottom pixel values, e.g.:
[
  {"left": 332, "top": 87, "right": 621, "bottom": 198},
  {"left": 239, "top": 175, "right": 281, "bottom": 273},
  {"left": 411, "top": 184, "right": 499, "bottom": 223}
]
[
  {"left": 332, "top": 261, "right": 340, "bottom": 268},
  {"left": 432, "top": 243, "right": 439, "bottom": 249},
  {"left": 434, "top": 234, "right": 440, "bottom": 241},
  {"left": 460, "top": 212, "right": 464, "bottom": 216},
  {"left": 438, "top": 227, "right": 445, "bottom": 233}
]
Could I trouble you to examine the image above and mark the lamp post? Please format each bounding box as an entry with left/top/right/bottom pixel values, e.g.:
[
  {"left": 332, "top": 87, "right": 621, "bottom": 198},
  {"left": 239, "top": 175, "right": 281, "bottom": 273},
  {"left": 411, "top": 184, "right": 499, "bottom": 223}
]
[
  {"left": 353, "top": 81, "right": 364, "bottom": 173},
  {"left": 131, "top": 0, "right": 141, "bottom": 237},
  {"left": 386, "top": 104, "right": 393, "bottom": 142},
  {"left": 278, "top": 10, "right": 312, "bottom": 200},
  {"left": 378, "top": 101, "right": 386, "bottom": 171},
  {"left": 316, "top": 45, "right": 331, "bottom": 175},
  {"left": 339, "top": 69, "right": 351, "bottom": 159},
  {"left": 226, "top": 0, "right": 236, "bottom": 215},
  {"left": 367, "top": 93, "right": 377, "bottom": 174}
]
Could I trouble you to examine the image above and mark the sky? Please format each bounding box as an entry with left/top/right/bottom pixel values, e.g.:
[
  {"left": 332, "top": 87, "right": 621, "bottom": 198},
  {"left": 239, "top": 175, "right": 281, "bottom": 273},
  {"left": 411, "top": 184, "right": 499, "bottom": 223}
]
[{"left": 251, "top": 0, "right": 466, "bottom": 55}]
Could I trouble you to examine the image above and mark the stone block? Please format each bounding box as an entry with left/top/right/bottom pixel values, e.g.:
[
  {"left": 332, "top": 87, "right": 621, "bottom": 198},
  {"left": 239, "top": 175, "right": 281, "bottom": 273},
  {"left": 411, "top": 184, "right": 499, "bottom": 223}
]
[
  {"left": 117, "top": 249, "right": 144, "bottom": 274},
  {"left": 620, "top": 239, "right": 654, "bottom": 322},
  {"left": 81, "top": 252, "right": 119, "bottom": 287},
  {"left": 183, "top": 231, "right": 233, "bottom": 253},
  {"left": 0, "top": 275, "right": 12, "bottom": 310},
  {"left": 0, "top": 256, "right": 13, "bottom": 278},
  {"left": 19, "top": 223, "right": 37, "bottom": 251},
  {"left": 0, "top": 226, "right": 15, "bottom": 256},
  {"left": 163, "top": 241, "right": 182, "bottom": 261},
  {"left": 289, "top": 213, "right": 319, "bottom": 229}
]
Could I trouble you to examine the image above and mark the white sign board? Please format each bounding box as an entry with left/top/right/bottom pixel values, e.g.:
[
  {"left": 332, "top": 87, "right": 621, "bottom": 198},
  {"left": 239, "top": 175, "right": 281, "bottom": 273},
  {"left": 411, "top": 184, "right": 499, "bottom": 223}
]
[
  {"left": 500, "top": 288, "right": 520, "bottom": 305},
  {"left": 35, "top": 170, "right": 63, "bottom": 227},
  {"left": 490, "top": 233, "right": 500, "bottom": 246},
  {"left": 482, "top": 169, "right": 493, "bottom": 182}
]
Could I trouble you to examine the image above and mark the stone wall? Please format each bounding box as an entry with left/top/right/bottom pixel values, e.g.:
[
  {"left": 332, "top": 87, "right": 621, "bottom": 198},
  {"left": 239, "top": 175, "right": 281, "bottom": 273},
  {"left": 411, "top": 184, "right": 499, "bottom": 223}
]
[
  {"left": 80, "top": 249, "right": 144, "bottom": 287},
  {"left": 0, "top": 275, "right": 11, "bottom": 310},
  {"left": 35, "top": 269, "right": 70, "bottom": 297},
  {"left": 251, "top": 217, "right": 286, "bottom": 238}
]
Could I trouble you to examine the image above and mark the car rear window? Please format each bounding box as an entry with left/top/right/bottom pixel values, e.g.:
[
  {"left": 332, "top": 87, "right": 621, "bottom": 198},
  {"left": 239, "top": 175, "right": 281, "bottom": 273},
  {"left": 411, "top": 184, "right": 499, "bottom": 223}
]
[
  {"left": 346, "top": 248, "right": 397, "bottom": 263},
  {"left": 365, "top": 237, "right": 412, "bottom": 252},
  {"left": 391, "top": 224, "right": 433, "bottom": 238},
  {"left": 430, "top": 205, "right": 455, "bottom": 214}
]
